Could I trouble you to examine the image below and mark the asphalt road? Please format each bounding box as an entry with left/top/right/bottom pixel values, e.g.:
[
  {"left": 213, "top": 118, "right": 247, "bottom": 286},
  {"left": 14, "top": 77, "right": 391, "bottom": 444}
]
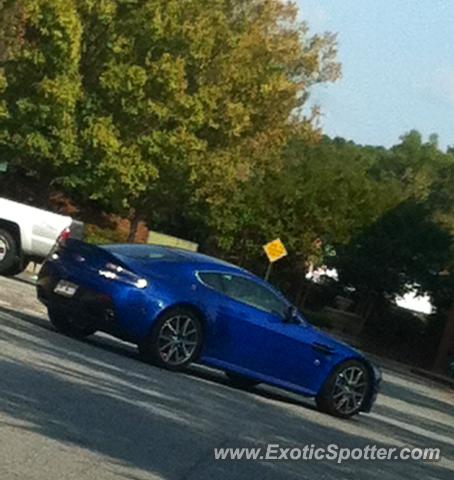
[{"left": 0, "top": 275, "right": 453, "bottom": 480}]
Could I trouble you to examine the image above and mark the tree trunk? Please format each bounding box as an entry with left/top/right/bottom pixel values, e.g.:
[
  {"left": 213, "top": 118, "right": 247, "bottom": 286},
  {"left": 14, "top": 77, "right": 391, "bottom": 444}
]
[
  {"left": 127, "top": 208, "right": 140, "bottom": 243},
  {"left": 433, "top": 302, "right": 454, "bottom": 373},
  {"left": 364, "top": 292, "right": 378, "bottom": 322},
  {"left": 299, "top": 281, "right": 313, "bottom": 308},
  {"left": 354, "top": 292, "right": 368, "bottom": 317}
]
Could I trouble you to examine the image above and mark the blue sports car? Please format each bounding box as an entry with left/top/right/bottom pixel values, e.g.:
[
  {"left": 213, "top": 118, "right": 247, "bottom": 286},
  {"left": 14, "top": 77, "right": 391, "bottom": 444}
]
[{"left": 37, "top": 239, "right": 381, "bottom": 418}]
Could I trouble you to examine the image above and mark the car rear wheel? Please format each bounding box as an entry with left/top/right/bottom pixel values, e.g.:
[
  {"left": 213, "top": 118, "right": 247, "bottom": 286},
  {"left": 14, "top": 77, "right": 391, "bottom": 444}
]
[
  {"left": 0, "top": 228, "right": 19, "bottom": 275},
  {"left": 139, "top": 308, "right": 203, "bottom": 371},
  {"left": 316, "top": 360, "right": 371, "bottom": 418},
  {"left": 48, "top": 308, "right": 97, "bottom": 339},
  {"left": 225, "top": 372, "right": 260, "bottom": 389}
]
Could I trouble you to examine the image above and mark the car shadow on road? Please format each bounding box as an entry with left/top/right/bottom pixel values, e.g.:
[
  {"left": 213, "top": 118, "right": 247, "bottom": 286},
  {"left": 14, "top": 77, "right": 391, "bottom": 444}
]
[
  {"left": 0, "top": 304, "right": 316, "bottom": 411},
  {"left": 0, "top": 304, "right": 453, "bottom": 480}
]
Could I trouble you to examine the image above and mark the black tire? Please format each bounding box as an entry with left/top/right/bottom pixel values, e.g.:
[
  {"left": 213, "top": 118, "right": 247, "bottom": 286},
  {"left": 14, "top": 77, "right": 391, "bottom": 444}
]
[
  {"left": 138, "top": 307, "right": 203, "bottom": 371},
  {"left": 226, "top": 372, "right": 260, "bottom": 389},
  {"left": 5, "top": 260, "right": 26, "bottom": 276},
  {"left": 48, "top": 307, "right": 97, "bottom": 339},
  {"left": 316, "top": 359, "right": 371, "bottom": 418},
  {"left": 0, "top": 228, "right": 20, "bottom": 275}
]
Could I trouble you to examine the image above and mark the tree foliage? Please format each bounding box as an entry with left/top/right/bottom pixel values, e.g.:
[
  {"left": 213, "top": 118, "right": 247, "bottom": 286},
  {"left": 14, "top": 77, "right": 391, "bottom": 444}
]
[
  {"left": 1, "top": 0, "right": 340, "bottom": 218},
  {"left": 330, "top": 201, "right": 452, "bottom": 298},
  {"left": 1, "top": 0, "right": 82, "bottom": 178},
  {"left": 2, "top": 1, "right": 454, "bottom": 326},
  {"left": 204, "top": 136, "right": 400, "bottom": 269},
  {"left": 0, "top": 0, "right": 24, "bottom": 63},
  {"left": 330, "top": 132, "right": 454, "bottom": 313}
]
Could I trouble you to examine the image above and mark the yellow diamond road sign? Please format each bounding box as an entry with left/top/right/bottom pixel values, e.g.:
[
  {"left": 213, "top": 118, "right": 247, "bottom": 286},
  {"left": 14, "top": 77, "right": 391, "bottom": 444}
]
[{"left": 263, "top": 238, "right": 287, "bottom": 263}]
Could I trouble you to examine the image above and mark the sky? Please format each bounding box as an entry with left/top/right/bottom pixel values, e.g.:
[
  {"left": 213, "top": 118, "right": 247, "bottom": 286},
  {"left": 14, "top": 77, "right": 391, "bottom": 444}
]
[{"left": 296, "top": 0, "right": 454, "bottom": 150}]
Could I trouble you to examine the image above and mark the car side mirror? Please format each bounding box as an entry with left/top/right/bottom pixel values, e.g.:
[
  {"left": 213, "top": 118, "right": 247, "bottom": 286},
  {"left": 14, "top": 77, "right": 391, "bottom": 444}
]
[{"left": 284, "top": 305, "right": 298, "bottom": 323}]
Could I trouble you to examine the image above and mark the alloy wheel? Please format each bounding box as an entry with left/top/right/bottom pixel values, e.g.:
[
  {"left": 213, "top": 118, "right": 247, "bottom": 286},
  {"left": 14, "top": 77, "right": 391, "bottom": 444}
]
[
  {"left": 157, "top": 314, "right": 199, "bottom": 366},
  {"left": 331, "top": 365, "right": 367, "bottom": 415}
]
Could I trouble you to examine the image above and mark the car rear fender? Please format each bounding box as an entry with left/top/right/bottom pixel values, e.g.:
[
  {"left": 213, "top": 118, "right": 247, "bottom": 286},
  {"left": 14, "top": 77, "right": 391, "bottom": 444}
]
[
  {"left": 55, "top": 239, "right": 132, "bottom": 273},
  {"left": 150, "top": 302, "right": 208, "bottom": 336}
]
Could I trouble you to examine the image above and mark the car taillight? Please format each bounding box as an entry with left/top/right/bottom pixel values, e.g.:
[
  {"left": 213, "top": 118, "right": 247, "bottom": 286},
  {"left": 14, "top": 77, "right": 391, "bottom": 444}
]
[
  {"left": 48, "top": 227, "right": 72, "bottom": 260},
  {"left": 98, "top": 262, "right": 148, "bottom": 289},
  {"left": 58, "top": 227, "right": 71, "bottom": 245}
]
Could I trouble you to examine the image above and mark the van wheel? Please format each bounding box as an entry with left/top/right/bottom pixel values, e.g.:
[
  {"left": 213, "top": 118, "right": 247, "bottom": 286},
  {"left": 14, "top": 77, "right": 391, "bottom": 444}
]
[{"left": 0, "top": 228, "right": 19, "bottom": 275}]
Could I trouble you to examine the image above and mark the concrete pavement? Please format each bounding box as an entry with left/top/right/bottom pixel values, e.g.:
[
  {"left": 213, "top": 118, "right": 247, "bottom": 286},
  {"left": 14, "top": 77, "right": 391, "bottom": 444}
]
[{"left": 0, "top": 275, "right": 453, "bottom": 479}]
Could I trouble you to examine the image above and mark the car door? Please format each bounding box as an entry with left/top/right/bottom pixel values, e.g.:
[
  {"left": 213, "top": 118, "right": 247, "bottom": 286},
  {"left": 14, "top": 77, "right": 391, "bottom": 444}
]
[{"left": 199, "top": 272, "right": 338, "bottom": 394}]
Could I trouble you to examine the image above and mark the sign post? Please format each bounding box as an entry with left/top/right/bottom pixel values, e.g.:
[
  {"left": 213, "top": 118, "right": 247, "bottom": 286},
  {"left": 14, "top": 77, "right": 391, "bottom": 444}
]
[
  {"left": 264, "top": 262, "right": 273, "bottom": 281},
  {"left": 263, "top": 238, "right": 288, "bottom": 281}
]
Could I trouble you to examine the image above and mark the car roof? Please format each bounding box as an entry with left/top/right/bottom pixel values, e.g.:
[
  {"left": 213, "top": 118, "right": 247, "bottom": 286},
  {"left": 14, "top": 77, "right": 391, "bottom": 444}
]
[
  {"left": 103, "top": 243, "right": 245, "bottom": 271},
  {"left": 103, "top": 243, "right": 288, "bottom": 300}
]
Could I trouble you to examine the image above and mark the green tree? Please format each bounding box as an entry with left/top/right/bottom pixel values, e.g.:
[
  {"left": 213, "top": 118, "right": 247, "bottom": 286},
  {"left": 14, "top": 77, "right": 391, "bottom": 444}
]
[
  {"left": 330, "top": 201, "right": 452, "bottom": 303},
  {"left": 0, "top": 0, "right": 24, "bottom": 63},
  {"left": 1, "top": 0, "right": 341, "bottom": 234},
  {"left": 196, "top": 135, "right": 401, "bottom": 303},
  {"left": 1, "top": 0, "right": 82, "bottom": 179},
  {"left": 0, "top": 0, "right": 24, "bottom": 142},
  {"left": 330, "top": 132, "right": 454, "bottom": 319}
]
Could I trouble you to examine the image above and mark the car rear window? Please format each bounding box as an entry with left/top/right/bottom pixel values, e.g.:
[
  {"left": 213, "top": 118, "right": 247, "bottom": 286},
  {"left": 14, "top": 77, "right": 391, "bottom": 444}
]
[{"left": 102, "top": 244, "right": 172, "bottom": 260}]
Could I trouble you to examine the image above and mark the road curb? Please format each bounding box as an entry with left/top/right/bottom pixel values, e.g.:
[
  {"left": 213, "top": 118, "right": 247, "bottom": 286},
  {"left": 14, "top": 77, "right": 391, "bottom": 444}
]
[
  {"left": 410, "top": 367, "right": 454, "bottom": 389},
  {"left": 331, "top": 331, "right": 454, "bottom": 389},
  {"left": 367, "top": 354, "right": 454, "bottom": 389}
]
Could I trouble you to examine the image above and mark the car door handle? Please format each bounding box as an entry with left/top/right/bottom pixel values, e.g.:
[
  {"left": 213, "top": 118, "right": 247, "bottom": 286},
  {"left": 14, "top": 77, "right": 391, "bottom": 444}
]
[{"left": 312, "top": 342, "right": 335, "bottom": 355}]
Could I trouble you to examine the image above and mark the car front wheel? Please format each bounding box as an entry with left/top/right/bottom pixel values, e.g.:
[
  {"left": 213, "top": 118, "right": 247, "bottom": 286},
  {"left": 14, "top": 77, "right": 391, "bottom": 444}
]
[
  {"left": 139, "top": 308, "right": 203, "bottom": 371},
  {"left": 316, "top": 360, "right": 371, "bottom": 418}
]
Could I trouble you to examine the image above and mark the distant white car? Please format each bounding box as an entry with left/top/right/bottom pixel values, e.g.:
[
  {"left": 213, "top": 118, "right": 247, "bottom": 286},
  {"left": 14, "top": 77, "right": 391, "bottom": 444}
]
[{"left": 0, "top": 197, "right": 84, "bottom": 275}]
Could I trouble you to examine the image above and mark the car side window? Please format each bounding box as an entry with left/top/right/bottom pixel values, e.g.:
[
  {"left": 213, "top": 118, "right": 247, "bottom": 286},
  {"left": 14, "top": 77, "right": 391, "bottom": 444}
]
[
  {"left": 221, "top": 274, "right": 287, "bottom": 316},
  {"left": 198, "top": 272, "right": 225, "bottom": 293},
  {"left": 198, "top": 271, "right": 288, "bottom": 316}
]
